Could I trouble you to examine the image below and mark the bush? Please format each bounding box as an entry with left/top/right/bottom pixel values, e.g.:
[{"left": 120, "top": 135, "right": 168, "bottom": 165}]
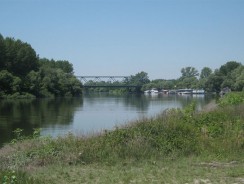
[{"left": 218, "top": 92, "right": 244, "bottom": 106}]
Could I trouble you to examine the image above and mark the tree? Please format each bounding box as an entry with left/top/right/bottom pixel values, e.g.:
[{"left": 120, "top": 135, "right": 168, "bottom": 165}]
[
  {"left": 56, "top": 60, "right": 74, "bottom": 74},
  {"left": 39, "top": 58, "right": 74, "bottom": 74},
  {"left": 25, "top": 70, "right": 42, "bottom": 96},
  {"left": 4, "top": 37, "right": 39, "bottom": 77},
  {"left": 0, "top": 70, "right": 21, "bottom": 94},
  {"left": 200, "top": 67, "right": 212, "bottom": 79},
  {"left": 198, "top": 67, "right": 213, "bottom": 89},
  {"left": 205, "top": 71, "right": 224, "bottom": 92},
  {"left": 125, "top": 71, "right": 150, "bottom": 93},
  {"left": 219, "top": 61, "right": 241, "bottom": 76},
  {"left": 216, "top": 61, "right": 242, "bottom": 91},
  {"left": 178, "top": 67, "right": 199, "bottom": 89},
  {"left": 180, "top": 67, "right": 199, "bottom": 79},
  {"left": 0, "top": 34, "right": 82, "bottom": 98},
  {"left": 231, "top": 66, "right": 244, "bottom": 91},
  {"left": 126, "top": 71, "right": 150, "bottom": 86}
]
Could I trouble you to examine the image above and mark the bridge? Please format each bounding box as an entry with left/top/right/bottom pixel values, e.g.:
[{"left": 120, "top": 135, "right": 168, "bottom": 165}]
[{"left": 76, "top": 76, "right": 141, "bottom": 88}]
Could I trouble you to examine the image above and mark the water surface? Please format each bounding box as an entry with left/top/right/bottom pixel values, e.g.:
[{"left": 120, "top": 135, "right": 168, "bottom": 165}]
[{"left": 0, "top": 93, "right": 213, "bottom": 147}]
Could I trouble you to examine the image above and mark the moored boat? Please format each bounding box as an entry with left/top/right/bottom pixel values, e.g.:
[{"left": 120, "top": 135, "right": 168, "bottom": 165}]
[
  {"left": 150, "top": 88, "right": 159, "bottom": 93},
  {"left": 192, "top": 89, "right": 205, "bottom": 94}
]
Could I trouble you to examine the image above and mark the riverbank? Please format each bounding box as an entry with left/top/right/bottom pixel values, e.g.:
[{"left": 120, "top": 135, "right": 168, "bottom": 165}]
[{"left": 0, "top": 92, "right": 243, "bottom": 183}]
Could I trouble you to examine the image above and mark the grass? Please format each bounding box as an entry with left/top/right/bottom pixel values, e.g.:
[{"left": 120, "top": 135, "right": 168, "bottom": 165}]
[
  {"left": 0, "top": 92, "right": 244, "bottom": 183},
  {"left": 26, "top": 157, "right": 244, "bottom": 184}
]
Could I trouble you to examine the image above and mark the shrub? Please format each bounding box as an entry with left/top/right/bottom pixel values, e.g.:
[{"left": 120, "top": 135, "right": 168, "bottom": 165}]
[{"left": 218, "top": 92, "right": 244, "bottom": 106}]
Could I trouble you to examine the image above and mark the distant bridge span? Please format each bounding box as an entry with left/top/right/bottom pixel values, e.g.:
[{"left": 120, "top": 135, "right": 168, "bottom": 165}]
[{"left": 76, "top": 76, "right": 141, "bottom": 88}]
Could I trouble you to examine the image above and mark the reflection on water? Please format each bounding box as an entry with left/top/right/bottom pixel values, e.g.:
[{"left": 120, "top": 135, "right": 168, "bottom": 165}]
[
  {"left": 0, "top": 94, "right": 213, "bottom": 147},
  {"left": 0, "top": 98, "right": 83, "bottom": 147}
]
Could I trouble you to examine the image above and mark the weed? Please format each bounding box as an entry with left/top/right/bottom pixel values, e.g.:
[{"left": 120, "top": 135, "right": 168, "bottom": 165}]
[
  {"left": 1, "top": 170, "right": 17, "bottom": 184},
  {"left": 11, "top": 129, "right": 24, "bottom": 144}
]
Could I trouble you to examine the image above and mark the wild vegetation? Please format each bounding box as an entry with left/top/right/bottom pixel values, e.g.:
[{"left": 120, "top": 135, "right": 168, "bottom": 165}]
[
  {"left": 0, "top": 92, "right": 243, "bottom": 183},
  {"left": 0, "top": 34, "right": 82, "bottom": 98}
]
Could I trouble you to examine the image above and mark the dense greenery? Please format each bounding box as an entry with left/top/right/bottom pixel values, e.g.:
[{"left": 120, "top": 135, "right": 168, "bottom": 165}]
[
  {"left": 0, "top": 34, "right": 82, "bottom": 98},
  {"left": 85, "top": 62, "right": 244, "bottom": 94},
  {"left": 0, "top": 92, "right": 243, "bottom": 183},
  {"left": 143, "top": 62, "right": 244, "bottom": 92}
]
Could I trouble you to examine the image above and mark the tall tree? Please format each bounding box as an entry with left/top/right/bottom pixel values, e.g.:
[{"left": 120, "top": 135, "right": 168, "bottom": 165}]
[
  {"left": 205, "top": 72, "right": 224, "bottom": 92},
  {"left": 128, "top": 71, "right": 150, "bottom": 86},
  {"left": 219, "top": 61, "right": 241, "bottom": 76},
  {"left": 4, "top": 37, "right": 39, "bottom": 77},
  {"left": 125, "top": 71, "right": 150, "bottom": 93},
  {"left": 180, "top": 67, "right": 199, "bottom": 79},
  {"left": 200, "top": 67, "right": 212, "bottom": 79},
  {"left": 178, "top": 67, "right": 199, "bottom": 88},
  {"left": 198, "top": 67, "right": 213, "bottom": 89}
]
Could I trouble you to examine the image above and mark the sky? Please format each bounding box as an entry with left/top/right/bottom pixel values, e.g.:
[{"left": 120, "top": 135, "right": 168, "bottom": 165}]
[{"left": 1, "top": 0, "right": 244, "bottom": 80}]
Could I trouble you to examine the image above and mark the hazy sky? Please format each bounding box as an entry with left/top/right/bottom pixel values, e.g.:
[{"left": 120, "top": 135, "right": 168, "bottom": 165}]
[{"left": 1, "top": 0, "right": 244, "bottom": 79}]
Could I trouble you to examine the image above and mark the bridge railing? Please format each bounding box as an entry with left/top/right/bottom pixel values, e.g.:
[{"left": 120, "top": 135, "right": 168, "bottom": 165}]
[{"left": 76, "top": 76, "right": 141, "bottom": 88}]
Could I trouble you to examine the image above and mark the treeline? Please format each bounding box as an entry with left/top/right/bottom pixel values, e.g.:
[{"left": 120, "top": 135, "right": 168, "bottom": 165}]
[
  {"left": 85, "top": 62, "right": 244, "bottom": 94},
  {"left": 143, "top": 61, "right": 244, "bottom": 92},
  {"left": 0, "top": 34, "right": 82, "bottom": 98},
  {"left": 1, "top": 34, "right": 243, "bottom": 97}
]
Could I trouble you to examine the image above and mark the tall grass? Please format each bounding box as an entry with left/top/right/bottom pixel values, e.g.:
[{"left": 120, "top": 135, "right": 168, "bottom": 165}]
[{"left": 0, "top": 92, "right": 244, "bottom": 183}]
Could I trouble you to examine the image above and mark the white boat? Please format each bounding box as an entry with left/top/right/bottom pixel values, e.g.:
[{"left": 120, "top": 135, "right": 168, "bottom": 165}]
[
  {"left": 192, "top": 89, "right": 205, "bottom": 94},
  {"left": 150, "top": 88, "right": 159, "bottom": 93},
  {"left": 177, "top": 89, "right": 193, "bottom": 95}
]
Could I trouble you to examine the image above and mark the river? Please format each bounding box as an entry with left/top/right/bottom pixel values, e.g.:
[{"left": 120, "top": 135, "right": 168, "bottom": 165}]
[{"left": 0, "top": 93, "right": 213, "bottom": 147}]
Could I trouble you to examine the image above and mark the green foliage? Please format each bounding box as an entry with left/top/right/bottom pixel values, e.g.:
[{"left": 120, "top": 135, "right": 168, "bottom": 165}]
[
  {"left": 219, "top": 61, "right": 241, "bottom": 76},
  {"left": 11, "top": 128, "right": 24, "bottom": 143},
  {"left": 180, "top": 66, "right": 199, "bottom": 78},
  {"left": 142, "top": 79, "right": 176, "bottom": 91},
  {"left": 205, "top": 61, "right": 243, "bottom": 92},
  {"left": 142, "top": 61, "right": 243, "bottom": 92},
  {"left": 231, "top": 65, "right": 244, "bottom": 91},
  {"left": 32, "top": 128, "right": 41, "bottom": 139},
  {"left": 218, "top": 92, "right": 244, "bottom": 106},
  {"left": 39, "top": 58, "right": 74, "bottom": 74},
  {"left": 11, "top": 128, "right": 42, "bottom": 144},
  {"left": 4, "top": 37, "right": 39, "bottom": 78},
  {"left": 1, "top": 170, "right": 17, "bottom": 184},
  {"left": 0, "top": 170, "right": 41, "bottom": 184},
  {"left": 126, "top": 71, "right": 150, "bottom": 93},
  {"left": 0, "top": 70, "right": 21, "bottom": 94},
  {"left": 200, "top": 67, "right": 212, "bottom": 79},
  {"left": 0, "top": 35, "right": 82, "bottom": 98}
]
